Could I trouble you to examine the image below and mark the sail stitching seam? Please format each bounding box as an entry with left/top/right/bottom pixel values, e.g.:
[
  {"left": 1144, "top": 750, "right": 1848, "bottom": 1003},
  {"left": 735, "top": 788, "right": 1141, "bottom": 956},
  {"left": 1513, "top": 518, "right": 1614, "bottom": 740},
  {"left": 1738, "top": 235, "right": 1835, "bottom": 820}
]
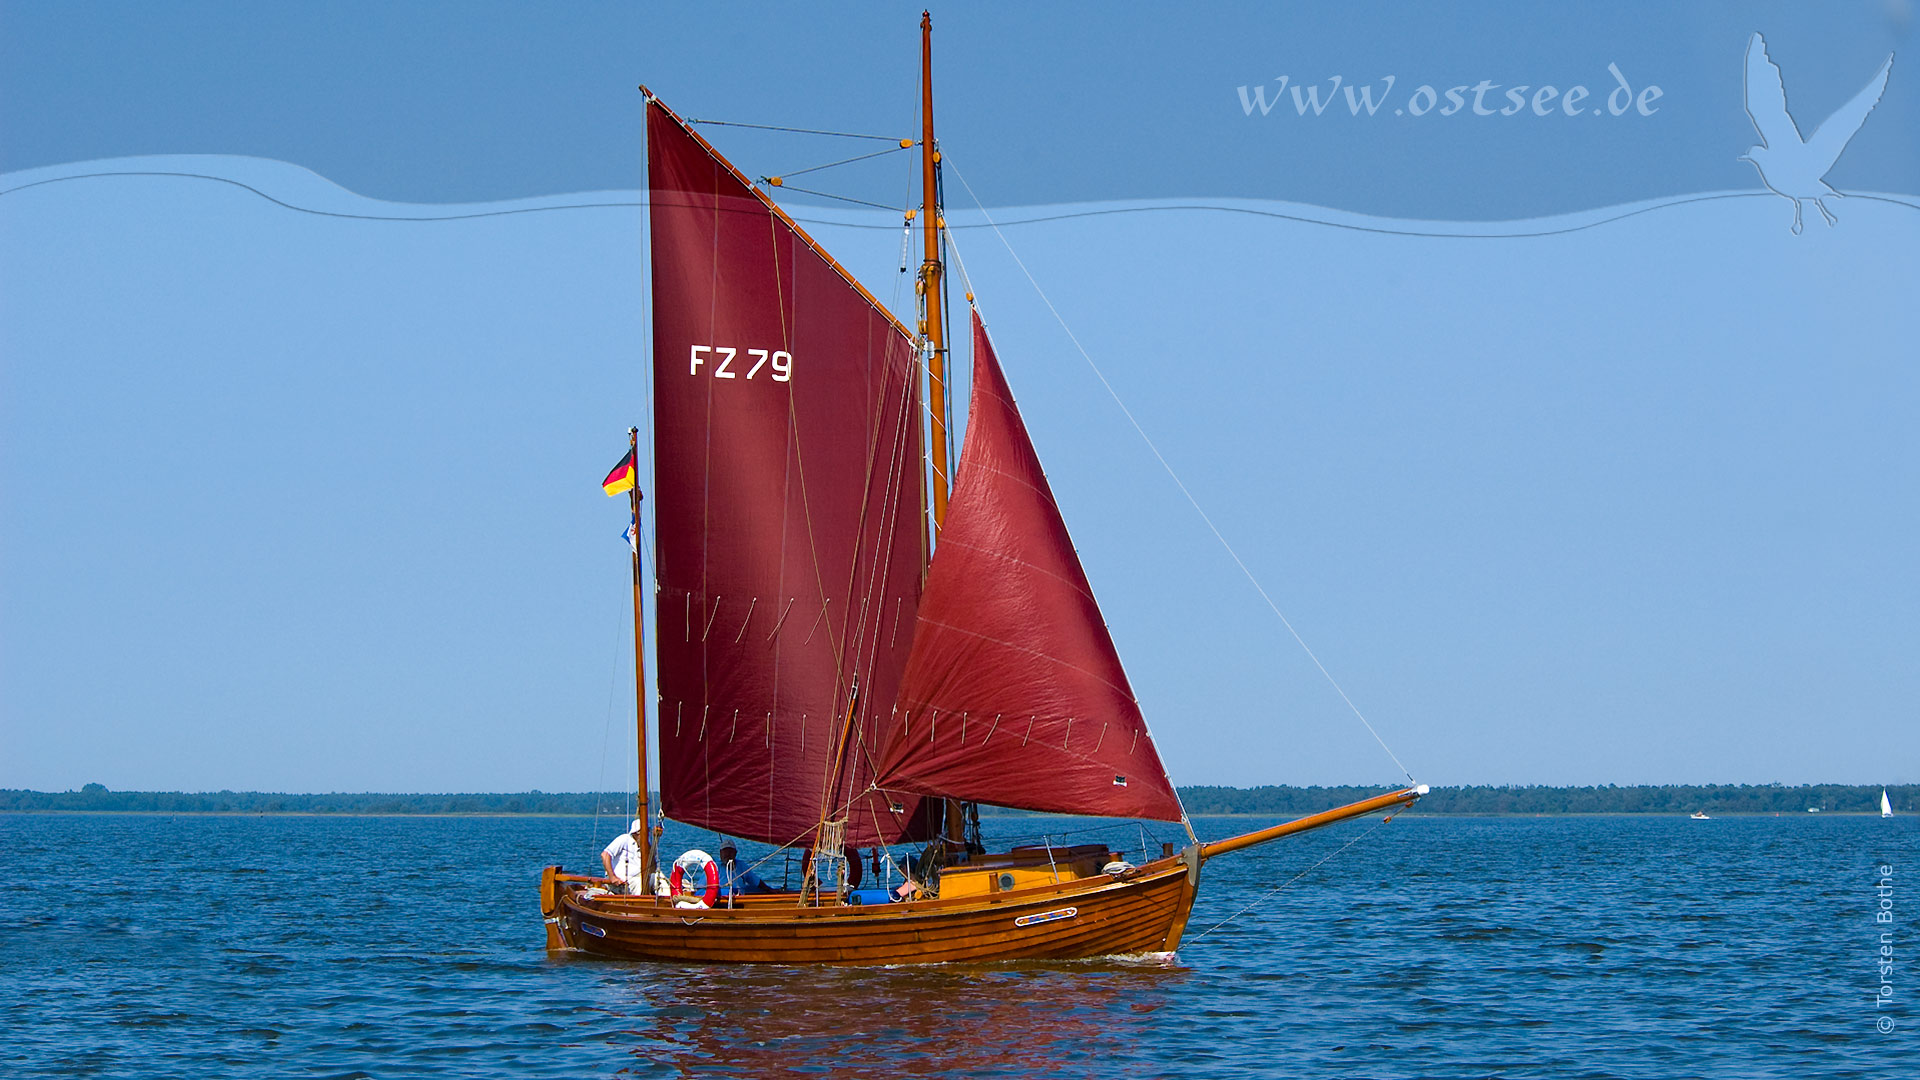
[
  {"left": 905, "top": 619, "right": 1140, "bottom": 702},
  {"left": 925, "top": 538, "right": 1097, "bottom": 600}
]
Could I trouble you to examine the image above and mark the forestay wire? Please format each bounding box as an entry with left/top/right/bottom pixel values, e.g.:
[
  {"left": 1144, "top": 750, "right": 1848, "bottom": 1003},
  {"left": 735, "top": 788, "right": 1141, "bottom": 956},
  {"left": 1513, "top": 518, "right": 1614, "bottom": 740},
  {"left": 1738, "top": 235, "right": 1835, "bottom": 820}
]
[{"left": 942, "top": 156, "right": 1416, "bottom": 785}]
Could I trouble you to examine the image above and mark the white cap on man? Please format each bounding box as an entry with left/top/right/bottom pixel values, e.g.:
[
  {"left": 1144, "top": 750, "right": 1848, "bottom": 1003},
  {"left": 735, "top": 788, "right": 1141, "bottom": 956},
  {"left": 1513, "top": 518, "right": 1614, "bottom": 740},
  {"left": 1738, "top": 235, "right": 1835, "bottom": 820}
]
[{"left": 630, "top": 818, "right": 645, "bottom": 834}]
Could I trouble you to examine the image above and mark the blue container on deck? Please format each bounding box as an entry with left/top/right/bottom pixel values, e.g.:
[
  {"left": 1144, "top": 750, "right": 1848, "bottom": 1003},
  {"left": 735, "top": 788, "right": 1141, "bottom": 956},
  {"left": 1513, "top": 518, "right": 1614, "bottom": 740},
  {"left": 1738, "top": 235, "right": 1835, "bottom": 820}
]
[{"left": 843, "top": 887, "right": 896, "bottom": 905}]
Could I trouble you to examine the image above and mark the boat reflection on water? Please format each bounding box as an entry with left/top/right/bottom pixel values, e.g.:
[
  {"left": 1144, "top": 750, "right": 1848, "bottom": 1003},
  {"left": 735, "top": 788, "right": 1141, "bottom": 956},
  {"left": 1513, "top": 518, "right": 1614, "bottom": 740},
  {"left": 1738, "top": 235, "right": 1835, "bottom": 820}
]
[{"left": 605, "top": 957, "right": 1188, "bottom": 1077}]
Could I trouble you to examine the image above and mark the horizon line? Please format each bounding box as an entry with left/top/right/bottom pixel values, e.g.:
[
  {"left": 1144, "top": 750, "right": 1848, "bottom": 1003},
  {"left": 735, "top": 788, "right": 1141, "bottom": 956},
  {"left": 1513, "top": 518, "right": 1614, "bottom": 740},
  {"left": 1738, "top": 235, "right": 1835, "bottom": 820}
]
[{"left": 7, "top": 781, "right": 1910, "bottom": 797}]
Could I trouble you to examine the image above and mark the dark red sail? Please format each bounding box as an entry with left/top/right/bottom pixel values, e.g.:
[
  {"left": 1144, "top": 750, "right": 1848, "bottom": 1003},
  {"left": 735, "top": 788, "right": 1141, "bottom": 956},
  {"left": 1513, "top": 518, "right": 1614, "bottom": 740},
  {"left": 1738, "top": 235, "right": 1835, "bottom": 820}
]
[
  {"left": 647, "top": 98, "right": 936, "bottom": 847},
  {"left": 875, "top": 314, "right": 1183, "bottom": 821}
]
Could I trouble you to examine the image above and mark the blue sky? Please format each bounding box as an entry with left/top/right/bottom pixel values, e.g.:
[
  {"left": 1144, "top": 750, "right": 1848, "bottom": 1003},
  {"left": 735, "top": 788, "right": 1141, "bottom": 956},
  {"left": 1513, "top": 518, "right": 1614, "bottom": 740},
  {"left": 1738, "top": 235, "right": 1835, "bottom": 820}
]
[
  {"left": 2, "top": 3, "right": 1915, "bottom": 793},
  {"left": 3, "top": 1, "right": 1913, "bottom": 215}
]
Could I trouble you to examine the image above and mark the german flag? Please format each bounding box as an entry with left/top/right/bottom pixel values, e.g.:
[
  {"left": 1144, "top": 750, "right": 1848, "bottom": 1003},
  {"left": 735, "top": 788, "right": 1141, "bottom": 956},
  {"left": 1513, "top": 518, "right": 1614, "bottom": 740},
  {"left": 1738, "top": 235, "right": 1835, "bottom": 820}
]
[{"left": 602, "top": 450, "right": 638, "bottom": 497}]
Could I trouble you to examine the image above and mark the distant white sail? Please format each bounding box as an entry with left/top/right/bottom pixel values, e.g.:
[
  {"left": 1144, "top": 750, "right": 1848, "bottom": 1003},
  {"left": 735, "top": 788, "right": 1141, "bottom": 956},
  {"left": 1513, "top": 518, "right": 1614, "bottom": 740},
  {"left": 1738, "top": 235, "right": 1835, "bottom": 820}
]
[{"left": 1884, "top": 790, "right": 1895, "bottom": 818}]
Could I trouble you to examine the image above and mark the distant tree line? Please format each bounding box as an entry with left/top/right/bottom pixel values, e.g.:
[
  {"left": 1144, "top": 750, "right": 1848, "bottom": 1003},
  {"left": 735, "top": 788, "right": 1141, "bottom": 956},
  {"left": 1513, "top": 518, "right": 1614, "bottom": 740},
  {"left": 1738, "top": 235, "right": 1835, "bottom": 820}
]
[
  {"left": 2, "top": 783, "right": 1909, "bottom": 816},
  {"left": 1175, "top": 783, "right": 1914, "bottom": 816},
  {"left": 0, "top": 784, "right": 646, "bottom": 816}
]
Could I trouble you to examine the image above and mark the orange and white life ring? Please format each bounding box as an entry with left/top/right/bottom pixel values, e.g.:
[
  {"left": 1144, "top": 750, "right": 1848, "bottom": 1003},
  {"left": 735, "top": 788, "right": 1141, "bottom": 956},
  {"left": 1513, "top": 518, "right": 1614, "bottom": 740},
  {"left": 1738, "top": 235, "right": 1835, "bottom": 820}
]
[{"left": 669, "top": 849, "right": 719, "bottom": 908}]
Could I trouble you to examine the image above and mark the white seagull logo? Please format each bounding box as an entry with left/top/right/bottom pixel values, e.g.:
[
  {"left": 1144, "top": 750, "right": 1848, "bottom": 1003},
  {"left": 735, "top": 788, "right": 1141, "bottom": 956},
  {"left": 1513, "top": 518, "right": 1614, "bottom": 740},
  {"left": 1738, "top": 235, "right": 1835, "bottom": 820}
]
[{"left": 1740, "top": 32, "right": 1894, "bottom": 234}]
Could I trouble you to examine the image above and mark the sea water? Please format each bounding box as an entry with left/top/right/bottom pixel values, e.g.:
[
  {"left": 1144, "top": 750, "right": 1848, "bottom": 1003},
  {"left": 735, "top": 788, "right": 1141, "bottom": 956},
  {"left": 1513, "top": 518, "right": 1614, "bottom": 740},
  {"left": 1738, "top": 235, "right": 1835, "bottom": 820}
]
[{"left": 1, "top": 812, "right": 1911, "bottom": 1078}]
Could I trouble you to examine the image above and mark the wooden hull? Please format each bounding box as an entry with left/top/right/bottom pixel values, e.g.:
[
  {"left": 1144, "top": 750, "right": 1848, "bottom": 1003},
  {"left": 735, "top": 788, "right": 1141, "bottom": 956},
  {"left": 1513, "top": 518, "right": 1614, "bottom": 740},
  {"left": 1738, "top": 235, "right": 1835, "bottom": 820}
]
[
  {"left": 541, "top": 857, "right": 1199, "bottom": 966},
  {"left": 534, "top": 789, "right": 1425, "bottom": 965}
]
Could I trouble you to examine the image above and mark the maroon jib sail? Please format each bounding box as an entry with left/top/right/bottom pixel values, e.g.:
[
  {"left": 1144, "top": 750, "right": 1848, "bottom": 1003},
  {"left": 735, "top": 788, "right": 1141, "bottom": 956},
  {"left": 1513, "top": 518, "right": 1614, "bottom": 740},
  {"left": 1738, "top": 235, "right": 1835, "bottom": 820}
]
[
  {"left": 647, "top": 101, "right": 936, "bottom": 847},
  {"left": 875, "top": 313, "right": 1183, "bottom": 821}
]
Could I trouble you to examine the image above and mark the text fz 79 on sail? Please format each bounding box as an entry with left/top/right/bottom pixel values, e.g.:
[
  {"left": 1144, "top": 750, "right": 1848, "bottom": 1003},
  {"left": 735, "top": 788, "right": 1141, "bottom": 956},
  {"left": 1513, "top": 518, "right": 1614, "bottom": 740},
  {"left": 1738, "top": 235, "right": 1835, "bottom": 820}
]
[{"left": 689, "top": 344, "right": 792, "bottom": 382}]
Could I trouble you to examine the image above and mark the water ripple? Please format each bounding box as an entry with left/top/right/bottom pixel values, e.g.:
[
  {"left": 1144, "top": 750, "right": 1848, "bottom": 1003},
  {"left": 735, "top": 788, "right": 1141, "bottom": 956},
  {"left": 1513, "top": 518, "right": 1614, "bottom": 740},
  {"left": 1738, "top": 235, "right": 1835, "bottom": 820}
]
[{"left": 1, "top": 812, "right": 1912, "bottom": 1078}]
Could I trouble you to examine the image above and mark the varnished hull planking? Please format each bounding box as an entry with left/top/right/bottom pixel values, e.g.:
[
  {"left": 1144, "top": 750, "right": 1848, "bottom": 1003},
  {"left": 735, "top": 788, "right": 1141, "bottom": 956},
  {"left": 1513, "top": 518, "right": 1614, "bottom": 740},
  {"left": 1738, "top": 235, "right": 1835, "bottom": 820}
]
[{"left": 542, "top": 859, "right": 1198, "bottom": 966}]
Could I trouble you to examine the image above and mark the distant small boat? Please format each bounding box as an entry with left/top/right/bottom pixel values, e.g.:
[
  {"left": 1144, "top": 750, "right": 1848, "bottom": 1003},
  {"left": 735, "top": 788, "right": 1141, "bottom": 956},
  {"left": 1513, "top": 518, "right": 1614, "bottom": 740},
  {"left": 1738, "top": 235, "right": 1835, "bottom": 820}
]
[
  {"left": 1884, "top": 790, "right": 1895, "bottom": 818},
  {"left": 1690, "top": 811, "right": 1710, "bottom": 820},
  {"left": 1807, "top": 807, "right": 1821, "bottom": 813}
]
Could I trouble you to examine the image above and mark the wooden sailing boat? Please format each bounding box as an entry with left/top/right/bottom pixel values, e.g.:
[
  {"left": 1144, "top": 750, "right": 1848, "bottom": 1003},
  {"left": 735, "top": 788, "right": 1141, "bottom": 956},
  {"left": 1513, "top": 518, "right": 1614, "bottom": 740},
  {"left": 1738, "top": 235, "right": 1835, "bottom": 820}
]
[{"left": 538, "top": 12, "right": 1424, "bottom": 964}]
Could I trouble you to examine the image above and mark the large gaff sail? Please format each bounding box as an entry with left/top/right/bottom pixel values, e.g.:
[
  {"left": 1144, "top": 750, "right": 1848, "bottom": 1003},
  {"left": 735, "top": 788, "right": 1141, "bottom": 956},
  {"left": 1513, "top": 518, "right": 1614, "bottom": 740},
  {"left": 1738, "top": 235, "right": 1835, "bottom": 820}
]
[
  {"left": 875, "top": 314, "right": 1183, "bottom": 820},
  {"left": 647, "top": 99, "right": 936, "bottom": 847}
]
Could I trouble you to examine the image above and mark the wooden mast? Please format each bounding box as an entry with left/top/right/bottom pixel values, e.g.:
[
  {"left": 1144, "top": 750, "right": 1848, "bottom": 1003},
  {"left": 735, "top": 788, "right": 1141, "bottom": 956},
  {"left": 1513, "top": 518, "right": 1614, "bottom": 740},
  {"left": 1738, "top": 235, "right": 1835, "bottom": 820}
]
[
  {"left": 918, "top": 9, "right": 968, "bottom": 853},
  {"left": 627, "top": 425, "right": 653, "bottom": 889},
  {"left": 919, "top": 9, "right": 950, "bottom": 531},
  {"left": 793, "top": 16, "right": 956, "bottom": 891}
]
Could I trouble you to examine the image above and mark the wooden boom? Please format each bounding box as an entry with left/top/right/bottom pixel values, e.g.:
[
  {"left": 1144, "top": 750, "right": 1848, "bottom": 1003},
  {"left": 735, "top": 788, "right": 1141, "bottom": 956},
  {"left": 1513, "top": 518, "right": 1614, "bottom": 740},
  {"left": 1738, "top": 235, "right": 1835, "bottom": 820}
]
[{"left": 1198, "top": 784, "right": 1428, "bottom": 862}]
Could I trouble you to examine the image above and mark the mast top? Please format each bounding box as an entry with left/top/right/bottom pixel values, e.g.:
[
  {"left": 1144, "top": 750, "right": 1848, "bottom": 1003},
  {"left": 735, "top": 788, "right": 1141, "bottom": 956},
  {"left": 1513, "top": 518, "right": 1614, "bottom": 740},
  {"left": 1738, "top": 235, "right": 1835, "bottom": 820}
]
[{"left": 919, "top": 7, "right": 952, "bottom": 533}]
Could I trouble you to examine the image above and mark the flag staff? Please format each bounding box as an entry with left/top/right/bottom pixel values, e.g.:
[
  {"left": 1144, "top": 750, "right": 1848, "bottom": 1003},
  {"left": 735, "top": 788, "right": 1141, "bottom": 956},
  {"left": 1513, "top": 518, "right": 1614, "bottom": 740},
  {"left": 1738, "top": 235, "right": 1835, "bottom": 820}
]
[{"left": 626, "top": 425, "right": 654, "bottom": 890}]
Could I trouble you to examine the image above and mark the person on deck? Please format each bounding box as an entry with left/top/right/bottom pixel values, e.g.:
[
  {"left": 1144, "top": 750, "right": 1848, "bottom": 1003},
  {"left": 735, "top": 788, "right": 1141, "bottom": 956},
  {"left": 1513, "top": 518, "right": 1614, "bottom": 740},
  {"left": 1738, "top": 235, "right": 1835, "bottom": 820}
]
[
  {"left": 715, "top": 842, "right": 768, "bottom": 898},
  {"left": 601, "top": 819, "right": 652, "bottom": 894}
]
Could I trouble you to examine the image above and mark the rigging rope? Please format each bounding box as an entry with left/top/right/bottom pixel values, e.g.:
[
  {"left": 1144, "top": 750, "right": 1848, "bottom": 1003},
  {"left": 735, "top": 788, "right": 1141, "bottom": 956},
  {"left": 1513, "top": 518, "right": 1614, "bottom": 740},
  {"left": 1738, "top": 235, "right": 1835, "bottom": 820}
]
[
  {"left": 761, "top": 183, "right": 903, "bottom": 211},
  {"left": 943, "top": 224, "right": 980, "bottom": 305},
  {"left": 762, "top": 144, "right": 911, "bottom": 184},
  {"left": 943, "top": 155, "right": 1417, "bottom": 786},
  {"left": 685, "top": 117, "right": 906, "bottom": 142},
  {"left": 1183, "top": 813, "right": 1396, "bottom": 944},
  {"left": 589, "top": 601, "right": 629, "bottom": 850}
]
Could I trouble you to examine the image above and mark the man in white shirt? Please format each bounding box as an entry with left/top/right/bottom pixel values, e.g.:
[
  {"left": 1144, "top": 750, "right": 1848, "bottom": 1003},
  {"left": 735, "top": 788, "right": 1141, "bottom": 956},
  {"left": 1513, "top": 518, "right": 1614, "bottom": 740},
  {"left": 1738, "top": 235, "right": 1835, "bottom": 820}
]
[{"left": 601, "top": 819, "right": 651, "bottom": 894}]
